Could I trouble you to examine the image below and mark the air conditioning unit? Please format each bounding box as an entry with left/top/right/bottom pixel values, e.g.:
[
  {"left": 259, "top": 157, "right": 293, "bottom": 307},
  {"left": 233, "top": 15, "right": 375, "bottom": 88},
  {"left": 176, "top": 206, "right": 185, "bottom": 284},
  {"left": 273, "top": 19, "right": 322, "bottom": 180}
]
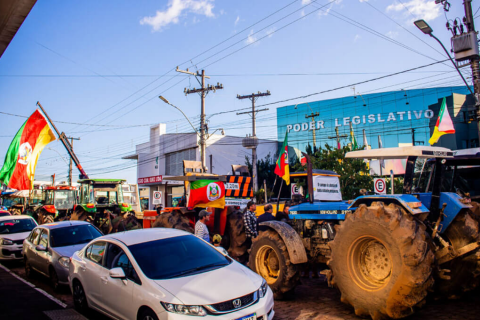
[{"left": 452, "top": 31, "right": 479, "bottom": 62}]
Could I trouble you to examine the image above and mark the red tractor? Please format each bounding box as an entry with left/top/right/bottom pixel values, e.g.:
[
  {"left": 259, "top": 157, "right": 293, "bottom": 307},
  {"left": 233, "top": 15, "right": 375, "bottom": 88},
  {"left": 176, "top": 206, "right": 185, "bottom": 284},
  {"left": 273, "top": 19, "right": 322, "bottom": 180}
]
[{"left": 34, "top": 186, "right": 77, "bottom": 224}]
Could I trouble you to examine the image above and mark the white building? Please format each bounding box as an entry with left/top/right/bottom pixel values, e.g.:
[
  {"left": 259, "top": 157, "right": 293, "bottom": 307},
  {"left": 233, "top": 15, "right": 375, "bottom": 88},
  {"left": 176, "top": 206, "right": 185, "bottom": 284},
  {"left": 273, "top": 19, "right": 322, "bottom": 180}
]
[{"left": 124, "top": 124, "right": 278, "bottom": 209}]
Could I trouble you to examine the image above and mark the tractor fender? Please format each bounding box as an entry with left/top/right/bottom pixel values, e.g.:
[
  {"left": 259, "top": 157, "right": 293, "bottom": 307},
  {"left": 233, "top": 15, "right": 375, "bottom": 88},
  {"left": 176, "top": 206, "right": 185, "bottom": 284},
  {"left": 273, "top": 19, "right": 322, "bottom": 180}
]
[
  {"left": 437, "top": 192, "right": 473, "bottom": 232},
  {"left": 348, "top": 194, "right": 429, "bottom": 216},
  {"left": 258, "top": 221, "right": 308, "bottom": 264}
]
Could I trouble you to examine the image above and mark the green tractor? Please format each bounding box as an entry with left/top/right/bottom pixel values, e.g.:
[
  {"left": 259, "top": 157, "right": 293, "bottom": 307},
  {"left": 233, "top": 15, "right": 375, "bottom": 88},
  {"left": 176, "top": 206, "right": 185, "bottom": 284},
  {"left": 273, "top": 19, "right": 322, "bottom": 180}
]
[{"left": 71, "top": 179, "right": 141, "bottom": 234}]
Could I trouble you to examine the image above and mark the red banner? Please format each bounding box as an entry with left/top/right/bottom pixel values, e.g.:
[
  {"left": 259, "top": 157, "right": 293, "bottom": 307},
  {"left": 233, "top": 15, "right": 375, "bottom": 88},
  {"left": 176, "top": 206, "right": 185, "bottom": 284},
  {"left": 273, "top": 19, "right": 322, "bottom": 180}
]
[{"left": 138, "top": 175, "right": 162, "bottom": 185}]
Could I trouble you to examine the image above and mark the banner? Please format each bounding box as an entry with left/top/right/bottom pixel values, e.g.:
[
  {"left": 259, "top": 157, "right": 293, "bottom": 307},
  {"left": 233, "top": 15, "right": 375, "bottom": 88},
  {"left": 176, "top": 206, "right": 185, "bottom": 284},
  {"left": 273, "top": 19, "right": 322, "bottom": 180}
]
[{"left": 313, "top": 176, "right": 342, "bottom": 201}]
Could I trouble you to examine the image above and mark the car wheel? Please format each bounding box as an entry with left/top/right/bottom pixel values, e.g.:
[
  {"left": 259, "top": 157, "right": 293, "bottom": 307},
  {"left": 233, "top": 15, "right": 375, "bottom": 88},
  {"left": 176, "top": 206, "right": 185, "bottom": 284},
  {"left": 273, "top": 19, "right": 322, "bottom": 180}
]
[
  {"left": 140, "top": 308, "right": 159, "bottom": 320},
  {"left": 49, "top": 268, "right": 60, "bottom": 291},
  {"left": 25, "top": 259, "right": 34, "bottom": 279},
  {"left": 73, "top": 280, "right": 89, "bottom": 313}
]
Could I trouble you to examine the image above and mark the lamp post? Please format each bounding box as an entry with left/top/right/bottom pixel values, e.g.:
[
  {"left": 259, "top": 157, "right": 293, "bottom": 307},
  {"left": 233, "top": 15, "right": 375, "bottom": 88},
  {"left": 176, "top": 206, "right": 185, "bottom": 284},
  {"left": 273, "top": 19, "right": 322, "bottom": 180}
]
[{"left": 414, "top": 19, "right": 480, "bottom": 143}]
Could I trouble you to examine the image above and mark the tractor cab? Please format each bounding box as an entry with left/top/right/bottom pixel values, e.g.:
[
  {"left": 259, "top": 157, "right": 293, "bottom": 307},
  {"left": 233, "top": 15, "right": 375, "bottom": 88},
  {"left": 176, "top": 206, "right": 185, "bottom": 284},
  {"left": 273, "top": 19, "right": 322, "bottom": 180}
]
[
  {"left": 77, "top": 179, "right": 132, "bottom": 214},
  {"left": 38, "top": 186, "right": 77, "bottom": 220}
]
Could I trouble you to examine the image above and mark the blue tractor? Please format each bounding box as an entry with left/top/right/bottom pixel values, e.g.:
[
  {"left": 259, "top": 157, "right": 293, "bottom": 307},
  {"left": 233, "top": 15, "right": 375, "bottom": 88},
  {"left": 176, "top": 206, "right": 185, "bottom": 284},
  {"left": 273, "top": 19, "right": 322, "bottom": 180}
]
[{"left": 248, "top": 146, "right": 480, "bottom": 319}]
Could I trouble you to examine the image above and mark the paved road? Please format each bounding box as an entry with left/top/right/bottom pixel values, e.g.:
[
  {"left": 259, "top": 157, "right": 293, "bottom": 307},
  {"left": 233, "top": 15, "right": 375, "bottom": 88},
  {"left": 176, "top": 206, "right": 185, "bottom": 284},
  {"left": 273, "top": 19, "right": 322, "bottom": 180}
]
[{"left": 2, "top": 261, "right": 480, "bottom": 320}]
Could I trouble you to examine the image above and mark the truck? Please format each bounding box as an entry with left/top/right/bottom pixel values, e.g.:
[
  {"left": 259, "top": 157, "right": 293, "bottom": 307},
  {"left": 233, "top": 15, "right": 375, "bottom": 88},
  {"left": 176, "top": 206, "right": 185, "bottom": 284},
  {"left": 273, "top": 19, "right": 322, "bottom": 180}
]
[{"left": 248, "top": 146, "right": 480, "bottom": 319}]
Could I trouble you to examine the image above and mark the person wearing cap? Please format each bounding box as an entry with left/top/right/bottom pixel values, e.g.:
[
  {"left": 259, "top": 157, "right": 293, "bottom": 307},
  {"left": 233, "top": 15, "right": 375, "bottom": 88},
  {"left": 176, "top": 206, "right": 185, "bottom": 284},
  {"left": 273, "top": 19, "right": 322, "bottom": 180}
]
[{"left": 195, "top": 210, "right": 212, "bottom": 242}]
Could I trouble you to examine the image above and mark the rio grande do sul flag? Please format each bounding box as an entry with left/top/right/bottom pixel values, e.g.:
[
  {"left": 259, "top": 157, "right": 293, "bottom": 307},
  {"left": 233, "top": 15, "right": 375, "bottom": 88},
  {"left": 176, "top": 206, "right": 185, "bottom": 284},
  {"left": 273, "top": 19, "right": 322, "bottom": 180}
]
[
  {"left": 429, "top": 97, "right": 455, "bottom": 145},
  {"left": 187, "top": 180, "right": 225, "bottom": 209},
  {"left": 274, "top": 132, "right": 290, "bottom": 185},
  {"left": 0, "top": 110, "right": 56, "bottom": 190}
]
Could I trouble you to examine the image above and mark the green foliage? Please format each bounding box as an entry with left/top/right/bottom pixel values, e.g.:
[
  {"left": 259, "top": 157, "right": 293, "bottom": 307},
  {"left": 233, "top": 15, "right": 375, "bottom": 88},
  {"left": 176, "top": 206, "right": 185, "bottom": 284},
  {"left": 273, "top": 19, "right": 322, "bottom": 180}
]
[
  {"left": 245, "top": 153, "right": 279, "bottom": 202},
  {"left": 292, "top": 143, "right": 373, "bottom": 200}
]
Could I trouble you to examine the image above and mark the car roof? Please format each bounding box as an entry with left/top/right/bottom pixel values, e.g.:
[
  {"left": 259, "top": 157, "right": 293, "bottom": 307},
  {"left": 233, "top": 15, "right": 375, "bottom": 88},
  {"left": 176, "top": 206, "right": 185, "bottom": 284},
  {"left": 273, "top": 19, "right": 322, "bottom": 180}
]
[
  {"left": 0, "top": 215, "right": 35, "bottom": 221},
  {"left": 100, "top": 228, "right": 191, "bottom": 246},
  {"left": 37, "top": 220, "right": 91, "bottom": 229}
]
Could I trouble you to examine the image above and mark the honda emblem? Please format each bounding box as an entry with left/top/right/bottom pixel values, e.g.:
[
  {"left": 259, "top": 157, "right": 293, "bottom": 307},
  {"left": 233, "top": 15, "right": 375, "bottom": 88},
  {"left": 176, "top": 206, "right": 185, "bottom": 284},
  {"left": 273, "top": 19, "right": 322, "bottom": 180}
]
[{"left": 233, "top": 299, "right": 242, "bottom": 308}]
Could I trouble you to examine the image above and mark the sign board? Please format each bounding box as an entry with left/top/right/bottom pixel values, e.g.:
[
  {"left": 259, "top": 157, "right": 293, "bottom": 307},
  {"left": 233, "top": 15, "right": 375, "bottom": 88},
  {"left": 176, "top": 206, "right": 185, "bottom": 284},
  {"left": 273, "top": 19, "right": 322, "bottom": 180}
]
[
  {"left": 313, "top": 176, "right": 342, "bottom": 201},
  {"left": 225, "top": 175, "right": 253, "bottom": 198},
  {"left": 374, "top": 178, "right": 386, "bottom": 194},
  {"left": 138, "top": 175, "right": 162, "bottom": 185},
  {"left": 225, "top": 198, "right": 251, "bottom": 207},
  {"left": 291, "top": 183, "right": 302, "bottom": 195},
  {"left": 152, "top": 191, "right": 162, "bottom": 204}
]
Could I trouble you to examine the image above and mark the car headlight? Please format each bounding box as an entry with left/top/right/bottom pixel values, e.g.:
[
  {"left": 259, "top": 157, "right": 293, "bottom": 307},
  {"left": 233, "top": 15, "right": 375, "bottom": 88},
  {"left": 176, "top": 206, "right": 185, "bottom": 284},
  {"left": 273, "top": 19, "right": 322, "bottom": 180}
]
[
  {"left": 161, "top": 302, "right": 207, "bottom": 316},
  {"left": 0, "top": 238, "right": 13, "bottom": 245},
  {"left": 58, "top": 256, "right": 70, "bottom": 268},
  {"left": 259, "top": 278, "right": 268, "bottom": 298}
]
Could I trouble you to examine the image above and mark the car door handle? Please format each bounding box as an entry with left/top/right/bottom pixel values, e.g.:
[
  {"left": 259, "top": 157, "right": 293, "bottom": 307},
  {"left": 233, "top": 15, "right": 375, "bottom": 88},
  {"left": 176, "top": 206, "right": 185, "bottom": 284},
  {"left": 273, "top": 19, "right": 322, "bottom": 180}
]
[{"left": 100, "top": 276, "right": 108, "bottom": 284}]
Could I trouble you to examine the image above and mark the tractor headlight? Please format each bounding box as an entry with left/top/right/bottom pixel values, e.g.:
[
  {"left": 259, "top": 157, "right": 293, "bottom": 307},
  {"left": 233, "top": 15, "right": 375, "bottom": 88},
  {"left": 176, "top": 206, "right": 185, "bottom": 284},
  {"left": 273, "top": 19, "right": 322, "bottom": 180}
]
[
  {"left": 58, "top": 256, "right": 70, "bottom": 268},
  {"left": 258, "top": 278, "right": 268, "bottom": 298},
  {"left": 161, "top": 302, "right": 207, "bottom": 316},
  {"left": 0, "top": 238, "right": 13, "bottom": 245}
]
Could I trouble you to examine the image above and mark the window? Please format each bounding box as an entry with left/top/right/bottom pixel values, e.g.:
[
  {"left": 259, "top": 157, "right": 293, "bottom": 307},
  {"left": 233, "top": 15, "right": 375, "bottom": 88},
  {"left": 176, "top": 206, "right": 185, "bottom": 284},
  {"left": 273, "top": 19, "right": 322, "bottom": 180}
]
[
  {"left": 105, "top": 243, "right": 140, "bottom": 284},
  {"left": 165, "top": 148, "right": 197, "bottom": 176},
  {"left": 29, "top": 228, "right": 42, "bottom": 244},
  {"left": 86, "top": 241, "right": 106, "bottom": 265},
  {"left": 0, "top": 218, "right": 36, "bottom": 235},
  {"left": 39, "top": 230, "right": 48, "bottom": 248},
  {"left": 50, "top": 225, "right": 102, "bottom": 248}
]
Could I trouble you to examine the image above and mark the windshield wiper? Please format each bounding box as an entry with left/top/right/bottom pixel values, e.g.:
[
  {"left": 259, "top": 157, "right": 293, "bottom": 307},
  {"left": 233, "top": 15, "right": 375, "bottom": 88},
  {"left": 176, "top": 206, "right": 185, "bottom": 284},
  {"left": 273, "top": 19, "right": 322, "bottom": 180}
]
[{"left": 167, "top": 262, "right": 228, "bottom": 278}]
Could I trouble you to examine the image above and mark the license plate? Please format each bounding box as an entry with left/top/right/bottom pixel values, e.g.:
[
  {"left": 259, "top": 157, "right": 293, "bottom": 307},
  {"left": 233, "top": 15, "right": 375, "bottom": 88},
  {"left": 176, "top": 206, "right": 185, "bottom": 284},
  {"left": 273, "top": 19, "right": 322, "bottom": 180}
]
[{"left": 235, "top": 314, "right": 256, "bottom": 320}]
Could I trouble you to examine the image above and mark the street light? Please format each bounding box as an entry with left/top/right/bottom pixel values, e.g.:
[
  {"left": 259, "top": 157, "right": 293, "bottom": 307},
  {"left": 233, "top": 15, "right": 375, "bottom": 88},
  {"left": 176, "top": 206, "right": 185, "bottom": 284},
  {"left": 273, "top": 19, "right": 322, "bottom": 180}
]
[
  {"left": 414, "top": 19, "right": 474, "bottom": 97},
  {"left": 158, "top": 96, "right": 200, "bottom": 137}
]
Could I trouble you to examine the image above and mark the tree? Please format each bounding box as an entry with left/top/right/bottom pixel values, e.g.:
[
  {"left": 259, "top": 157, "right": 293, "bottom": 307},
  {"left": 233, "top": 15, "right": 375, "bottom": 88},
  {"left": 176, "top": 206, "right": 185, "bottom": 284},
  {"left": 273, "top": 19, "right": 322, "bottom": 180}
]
[{"left": 292, "top": 143, "right": 374, "bottom": 200}]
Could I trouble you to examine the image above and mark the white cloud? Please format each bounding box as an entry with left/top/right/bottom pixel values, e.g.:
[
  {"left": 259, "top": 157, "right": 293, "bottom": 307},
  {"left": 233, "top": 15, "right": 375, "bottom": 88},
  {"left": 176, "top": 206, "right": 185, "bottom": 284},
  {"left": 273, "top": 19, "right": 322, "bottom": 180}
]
[
  {"left": 386, "top": 31, "right": 399, "bottom": 39},
  {"left": 266, "top": 27, "right": 276, "bottom": 38},
  {"left": 386, "top": 0, "right": 441, "bottom": 22},
  {"left": 245, "top": 30, "right": 257, "bottom": 44},
  {"left": 318, "top": 0, "right": 343, "bottom": 17},
  {"left": 302, "top": 0, "right": 312, "bottom": 4},
  {"left": 300, "top": 9, "right": 306, "bottom": 17},
  {"left": 359, "top": 0, "right": 369, "bottom": 2},
  {"left": 140, "top": 0, "right": 215, "bottom": 32},
  {"left": 354, "top": 34, "right": 361, "bottom": 42},
  {"left": 235, "top": 16, "right": 240, "bottom": 26}
]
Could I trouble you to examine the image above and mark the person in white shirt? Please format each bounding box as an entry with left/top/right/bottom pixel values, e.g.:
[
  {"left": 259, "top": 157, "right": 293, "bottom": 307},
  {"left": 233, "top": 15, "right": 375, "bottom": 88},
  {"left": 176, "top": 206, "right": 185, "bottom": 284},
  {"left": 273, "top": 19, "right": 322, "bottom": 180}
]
[{"left": 195, "top": 210, "right": 212, "bottom": 242}]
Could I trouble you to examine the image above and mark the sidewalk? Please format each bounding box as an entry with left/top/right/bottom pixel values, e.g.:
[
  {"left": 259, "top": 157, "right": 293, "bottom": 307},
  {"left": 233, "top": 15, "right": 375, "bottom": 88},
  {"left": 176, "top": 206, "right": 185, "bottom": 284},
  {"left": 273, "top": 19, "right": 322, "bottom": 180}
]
[{"left": 0, "top": 263, "right": 85, "bottom": 320}]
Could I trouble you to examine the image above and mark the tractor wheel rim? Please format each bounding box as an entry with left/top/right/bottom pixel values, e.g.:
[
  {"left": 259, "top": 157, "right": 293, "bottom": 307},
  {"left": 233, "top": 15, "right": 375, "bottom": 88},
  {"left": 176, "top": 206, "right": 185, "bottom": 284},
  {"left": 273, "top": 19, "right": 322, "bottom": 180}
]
[
  {"left": 256, "top": 245, "right": 280, "bottom": 284},
  {"left": 348, "top": 236, "right": 392, "bottom": 291}
]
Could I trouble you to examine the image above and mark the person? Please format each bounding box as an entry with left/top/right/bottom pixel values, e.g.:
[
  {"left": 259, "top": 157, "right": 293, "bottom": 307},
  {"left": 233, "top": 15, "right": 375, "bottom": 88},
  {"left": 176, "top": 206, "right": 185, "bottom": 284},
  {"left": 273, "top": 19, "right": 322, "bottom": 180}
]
[
  {"left": 243, "top": 201, "right": 258, "bottom": 248},
  {"left": 212, "top": 234, "right": 228, "bottom": 255},
  {"left": 195, "top": 210, "right": 211, "bottom": 242},
  {"left": 257, "top": 204, "right": 275, "bottom": 232},
  {"left": 275, "top": 203, "right": 290, "bottom": 222}
]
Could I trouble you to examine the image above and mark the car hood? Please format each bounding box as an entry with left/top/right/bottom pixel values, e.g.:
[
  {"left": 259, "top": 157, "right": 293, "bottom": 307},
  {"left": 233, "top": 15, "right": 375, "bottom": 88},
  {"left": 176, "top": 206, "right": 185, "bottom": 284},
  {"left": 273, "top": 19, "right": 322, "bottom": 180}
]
[
  {"left": 154, "top": 261, "right": 262, "bottom": 305},
  {"left": 52, "top": 243, "right": 88, "bottom": 257},
  {"left": 0, "top": 231, "right": 31, "bottom": 242}
]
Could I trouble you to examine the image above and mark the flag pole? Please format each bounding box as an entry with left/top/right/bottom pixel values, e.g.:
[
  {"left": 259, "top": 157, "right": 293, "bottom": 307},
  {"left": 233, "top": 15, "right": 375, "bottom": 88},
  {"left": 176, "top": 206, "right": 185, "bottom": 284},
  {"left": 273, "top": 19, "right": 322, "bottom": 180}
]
[{"left": 276, "top": 178, "right": 283, "bottom": 213}]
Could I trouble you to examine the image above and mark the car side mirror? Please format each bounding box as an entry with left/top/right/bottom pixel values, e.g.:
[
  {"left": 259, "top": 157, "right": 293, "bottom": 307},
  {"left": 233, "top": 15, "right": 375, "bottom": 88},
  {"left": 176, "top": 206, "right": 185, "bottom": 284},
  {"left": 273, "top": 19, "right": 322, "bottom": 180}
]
[
  {"left": 35, "top": 244, "right": 47, "bottom": 251},
  {"left": 109, "top": 267, "right": 126, "bottom": 279}
]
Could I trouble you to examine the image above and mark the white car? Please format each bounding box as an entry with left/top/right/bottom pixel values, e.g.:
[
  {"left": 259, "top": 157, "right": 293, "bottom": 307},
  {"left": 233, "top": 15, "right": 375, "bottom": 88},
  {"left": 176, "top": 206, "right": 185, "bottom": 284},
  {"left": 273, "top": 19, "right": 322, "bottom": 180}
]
[
  {"left": 69, "top": 228, "right": 274, "bottom": 320},
  {"left": 0, "top": 215, "right": 37, "bottom": 260}
]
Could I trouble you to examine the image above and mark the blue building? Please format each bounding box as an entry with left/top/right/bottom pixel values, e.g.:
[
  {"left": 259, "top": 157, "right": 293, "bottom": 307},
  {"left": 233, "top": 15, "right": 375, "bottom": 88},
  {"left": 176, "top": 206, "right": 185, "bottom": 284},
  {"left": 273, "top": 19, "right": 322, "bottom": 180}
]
[{"left": 276, "top": 86, "right": 477, "bottom": 156}]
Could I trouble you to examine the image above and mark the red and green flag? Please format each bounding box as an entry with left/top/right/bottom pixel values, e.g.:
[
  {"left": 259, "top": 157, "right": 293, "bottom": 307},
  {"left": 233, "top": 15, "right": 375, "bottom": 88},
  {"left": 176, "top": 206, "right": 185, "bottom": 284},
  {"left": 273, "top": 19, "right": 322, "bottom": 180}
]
[
  {"left": 429, "top": 97, "right": 455, "bottom": 145},
  {"left": 0, "top": 110, "right": 56, "bottom": 190},
  {"left": 274, "top": 132, "right": 290, "bottom": 185},
  {"left": 350, "top": 122, "right": 358, "bottom": 150},
  {"left": 187, "top": 180, "right": 225, "bottom": 209}
]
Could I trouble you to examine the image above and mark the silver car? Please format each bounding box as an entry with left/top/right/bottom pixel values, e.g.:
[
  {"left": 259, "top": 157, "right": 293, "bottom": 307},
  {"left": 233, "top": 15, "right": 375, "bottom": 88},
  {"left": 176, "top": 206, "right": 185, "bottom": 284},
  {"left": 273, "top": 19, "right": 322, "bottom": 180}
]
[{"left": 23, "top": 221, "right": 103, "bottom": 290}]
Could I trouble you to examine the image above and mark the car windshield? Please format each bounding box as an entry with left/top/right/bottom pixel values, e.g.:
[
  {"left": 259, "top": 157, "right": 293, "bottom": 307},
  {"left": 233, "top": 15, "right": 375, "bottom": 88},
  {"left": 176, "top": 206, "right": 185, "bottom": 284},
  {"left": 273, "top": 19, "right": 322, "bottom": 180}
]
[
  {"left": 50, "top": 225, "right": 102, "bottom": 247},
  {"left": 0, "top": 218, "right": 36, "bottom": 234},
  {"left": 128, "top": 235, "right": 231, "bottom": 280}
]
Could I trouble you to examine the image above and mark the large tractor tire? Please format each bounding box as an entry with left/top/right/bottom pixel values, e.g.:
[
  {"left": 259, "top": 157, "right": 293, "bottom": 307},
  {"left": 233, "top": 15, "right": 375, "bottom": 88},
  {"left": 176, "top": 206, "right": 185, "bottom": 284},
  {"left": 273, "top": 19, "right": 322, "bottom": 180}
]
[
  {"left": 224, "top": 209, "right": 249, "bottom": 263},
  {"left": 249, "top": 230, "right": 300, "bottom": 300},
  {"left": 435, "top": 210, "right": 480, "bottom": 296},
  {"left": 37, "top": 209, "right": 54, "bottom": 225},
  {"left": 328, "top": 202, "right": 434, "bottom": 319},
  {"left": 70, "top": 207, "right": 95, "bottom": 224},
  {"left": 152, "top": 210, "right": 194, "bottom": 233}
]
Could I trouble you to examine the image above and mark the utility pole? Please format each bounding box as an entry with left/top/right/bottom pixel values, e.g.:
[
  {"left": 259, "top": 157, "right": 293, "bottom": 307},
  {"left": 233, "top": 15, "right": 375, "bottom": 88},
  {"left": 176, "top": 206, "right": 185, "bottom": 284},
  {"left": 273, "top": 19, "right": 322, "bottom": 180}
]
[
  {"left": 411, "top": 129, "right": 416, "bottom": 146},
  {"left": 328, "top": 127, "right": 348, "bottom": 149},
  {"left": 237, "top": 91, "right": 271, "bottom": 192},
  {"left": 176, "top": 67, "right": 223, "bottom": 172},
  {"left": 305, "top": 111, "right": 319, "bottom": 149},
  {"left": 66, "top": 137, "right": 80, "bottom": 186}
]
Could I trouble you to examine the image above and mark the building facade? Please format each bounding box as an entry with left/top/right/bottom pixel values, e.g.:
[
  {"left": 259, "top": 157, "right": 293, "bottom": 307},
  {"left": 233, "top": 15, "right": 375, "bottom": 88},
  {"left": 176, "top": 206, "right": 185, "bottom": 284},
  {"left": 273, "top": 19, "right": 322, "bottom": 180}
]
[
  {"left": 125, "top": 124, "right": 277, "bottom": 209},
  {"left": 277, "top": 86, "right": 477, "bottom": 157}
]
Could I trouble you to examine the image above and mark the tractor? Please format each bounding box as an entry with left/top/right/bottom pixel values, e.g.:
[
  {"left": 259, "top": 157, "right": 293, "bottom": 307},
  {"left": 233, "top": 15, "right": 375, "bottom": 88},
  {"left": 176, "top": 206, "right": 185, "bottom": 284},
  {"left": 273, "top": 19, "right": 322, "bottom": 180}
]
[
  {"left": 248, "top": 146, "right": 480, "bottom": 319},
  {"left": 34, "top": 186, "right": 77, "bottom": 224},
  {"left": 71, "top": 179, "right": 141, "bottom": 234}
]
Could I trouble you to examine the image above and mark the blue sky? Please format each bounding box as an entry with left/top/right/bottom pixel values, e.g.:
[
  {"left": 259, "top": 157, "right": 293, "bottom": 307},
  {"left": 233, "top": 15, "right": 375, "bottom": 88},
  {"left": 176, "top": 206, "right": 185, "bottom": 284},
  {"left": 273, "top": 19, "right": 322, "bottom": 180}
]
[{"left": 0, "top": 0, "right": 472, "bottom": 183}]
